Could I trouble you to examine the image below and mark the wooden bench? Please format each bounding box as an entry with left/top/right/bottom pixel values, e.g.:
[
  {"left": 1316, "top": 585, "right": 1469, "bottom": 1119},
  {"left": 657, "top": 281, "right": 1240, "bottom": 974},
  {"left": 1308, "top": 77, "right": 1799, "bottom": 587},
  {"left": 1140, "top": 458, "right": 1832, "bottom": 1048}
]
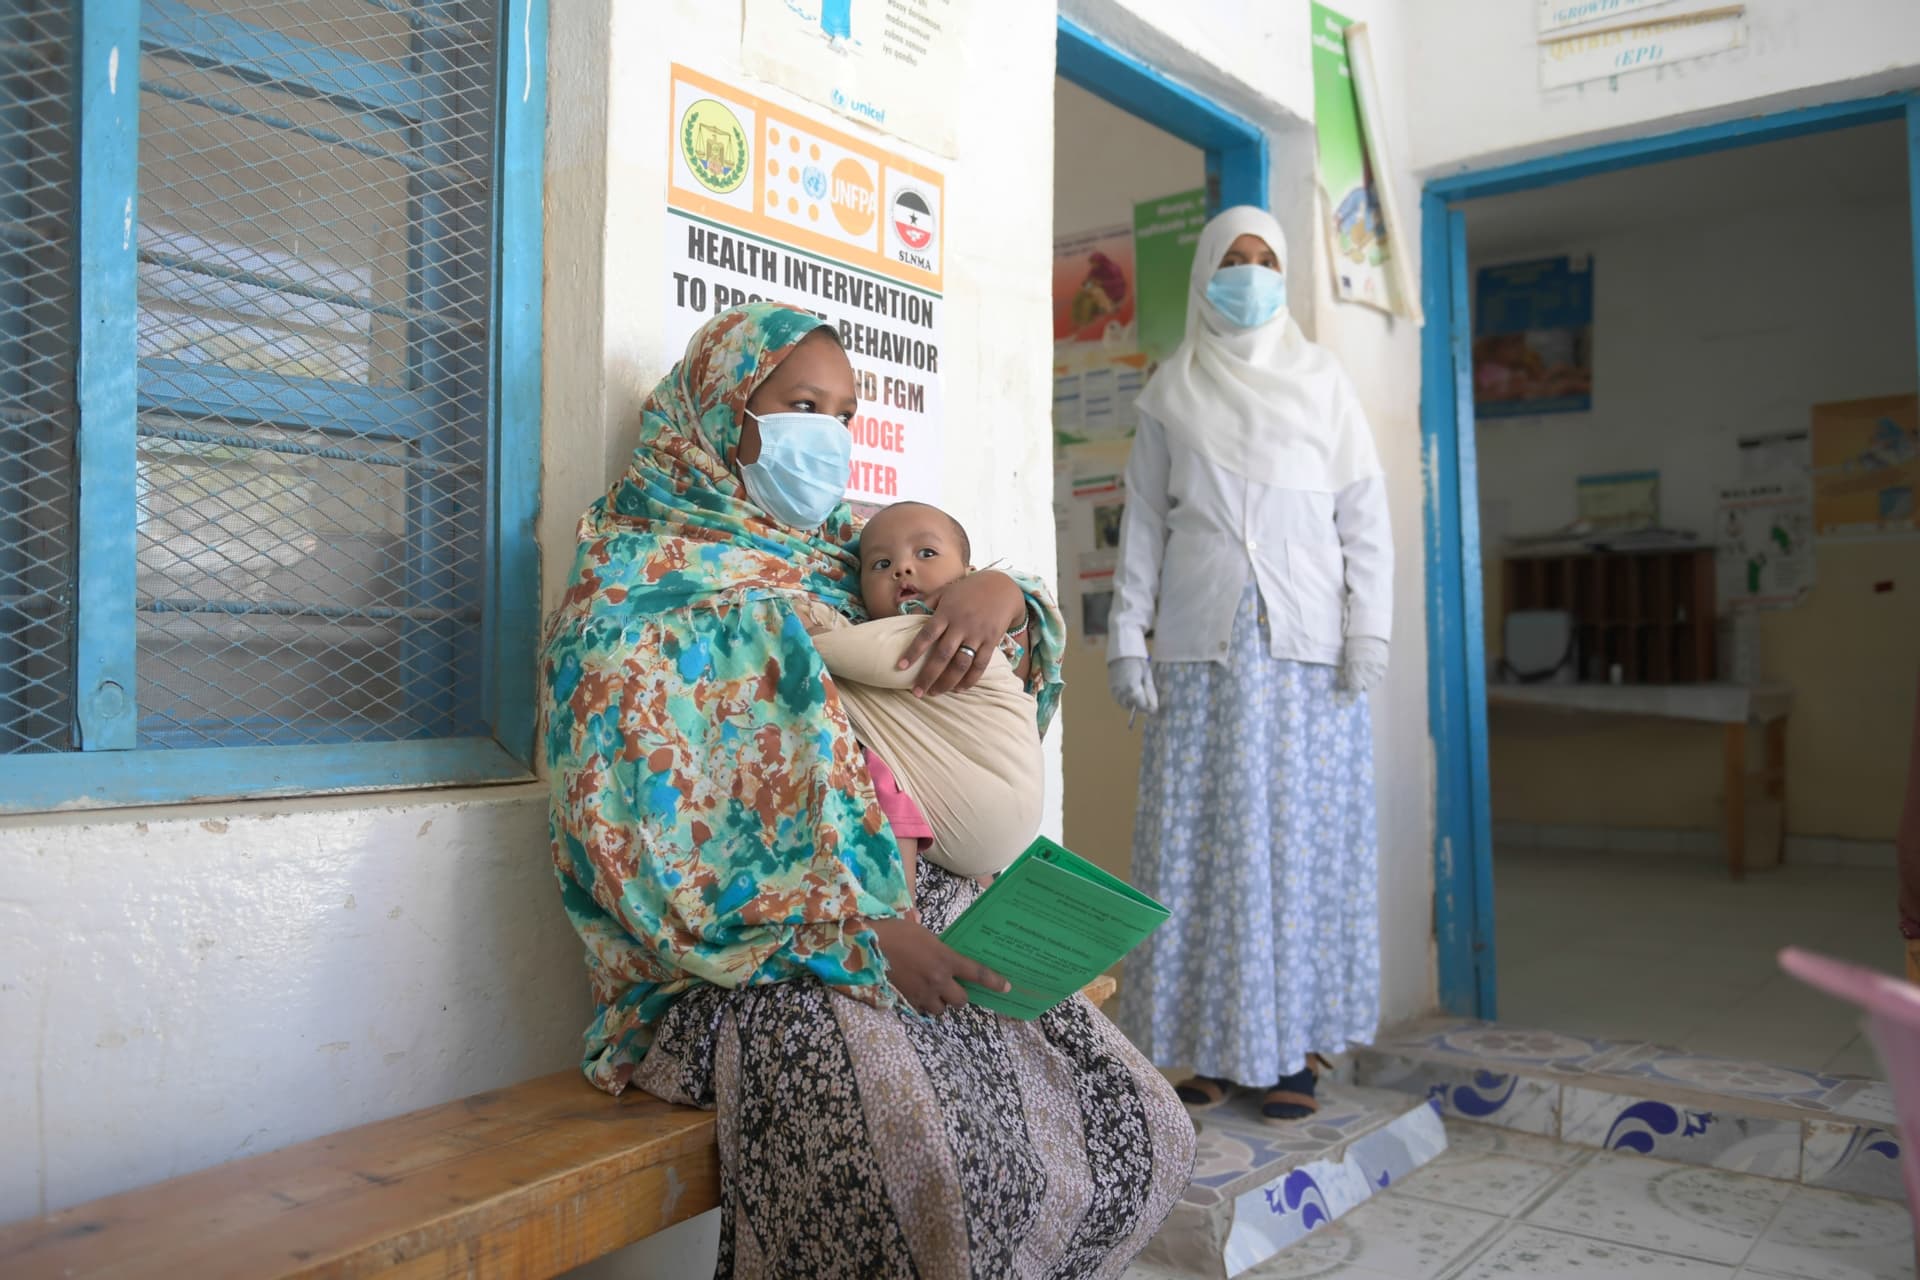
[{"left": 0, "top": 974, "right": 1116, "bottom": 1279}]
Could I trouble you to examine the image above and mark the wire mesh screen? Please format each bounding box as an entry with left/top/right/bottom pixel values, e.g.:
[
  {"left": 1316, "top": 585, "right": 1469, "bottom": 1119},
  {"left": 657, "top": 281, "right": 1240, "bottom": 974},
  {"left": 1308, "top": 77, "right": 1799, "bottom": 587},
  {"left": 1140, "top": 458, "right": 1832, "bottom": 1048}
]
[
  {"left": 133, "top": 0, "right": 498, "bottom": 748},
  {"left": 0, "top": 3, "right": 77, "bottom": 754}
]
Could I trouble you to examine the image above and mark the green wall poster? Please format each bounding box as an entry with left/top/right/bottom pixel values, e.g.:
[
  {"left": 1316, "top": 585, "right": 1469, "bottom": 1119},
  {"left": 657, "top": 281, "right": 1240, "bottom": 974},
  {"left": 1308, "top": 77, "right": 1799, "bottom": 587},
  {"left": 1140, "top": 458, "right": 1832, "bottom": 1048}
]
[
  {"left": 1310, "top": 3, "right": 1393, "bottom": 312},
  {"left": 1132, "top": 188, "right": 1207, "bottom": 366}
]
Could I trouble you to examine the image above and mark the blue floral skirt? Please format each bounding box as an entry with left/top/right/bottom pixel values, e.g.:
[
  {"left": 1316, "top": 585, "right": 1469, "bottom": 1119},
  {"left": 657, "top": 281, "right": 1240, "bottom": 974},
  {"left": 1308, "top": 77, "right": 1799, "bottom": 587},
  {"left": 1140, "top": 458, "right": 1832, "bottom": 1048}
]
[{"left": 1115, "top": 585, "right": 1380, "bottom": 1085}]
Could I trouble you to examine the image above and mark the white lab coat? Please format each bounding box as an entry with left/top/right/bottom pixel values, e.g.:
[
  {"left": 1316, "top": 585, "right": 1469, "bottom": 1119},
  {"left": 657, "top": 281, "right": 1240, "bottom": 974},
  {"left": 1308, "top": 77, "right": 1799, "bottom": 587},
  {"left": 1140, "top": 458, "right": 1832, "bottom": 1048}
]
[{"left": 1107, "top": 410, "right": 1392, "bottom": 667}]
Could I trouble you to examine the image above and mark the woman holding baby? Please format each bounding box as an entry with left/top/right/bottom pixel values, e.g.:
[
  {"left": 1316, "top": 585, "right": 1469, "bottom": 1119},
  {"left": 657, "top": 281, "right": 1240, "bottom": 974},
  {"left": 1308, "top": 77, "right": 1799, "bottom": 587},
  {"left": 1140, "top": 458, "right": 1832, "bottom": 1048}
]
[{"left": 540, "top": 302, "right": 1193, "bottom": 1279}]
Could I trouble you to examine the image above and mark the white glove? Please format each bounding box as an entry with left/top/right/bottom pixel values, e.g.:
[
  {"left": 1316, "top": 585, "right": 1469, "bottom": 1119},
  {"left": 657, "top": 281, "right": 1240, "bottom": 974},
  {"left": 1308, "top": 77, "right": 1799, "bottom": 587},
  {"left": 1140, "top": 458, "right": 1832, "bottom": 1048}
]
[
  {"left": 1339, "top": 636, "right": 1390, "bottom": 694},
  {"left": 1107, "top": 657, "right": 1159, "bottom": 716}
]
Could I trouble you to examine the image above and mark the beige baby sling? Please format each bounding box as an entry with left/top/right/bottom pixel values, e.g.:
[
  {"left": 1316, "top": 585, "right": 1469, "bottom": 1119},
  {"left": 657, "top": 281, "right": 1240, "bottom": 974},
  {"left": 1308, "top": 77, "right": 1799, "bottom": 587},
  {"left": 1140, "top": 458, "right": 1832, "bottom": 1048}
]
[{"left": 798, "top": 603, "right": 1044, "bottom": 878}]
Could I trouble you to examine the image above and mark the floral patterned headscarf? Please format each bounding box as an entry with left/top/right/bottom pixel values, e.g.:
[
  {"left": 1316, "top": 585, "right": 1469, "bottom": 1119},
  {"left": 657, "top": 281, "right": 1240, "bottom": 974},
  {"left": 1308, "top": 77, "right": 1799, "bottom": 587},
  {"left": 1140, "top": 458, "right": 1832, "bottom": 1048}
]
[{"left": 541, "top": 303, "right": 1062, "bottom": 1092}]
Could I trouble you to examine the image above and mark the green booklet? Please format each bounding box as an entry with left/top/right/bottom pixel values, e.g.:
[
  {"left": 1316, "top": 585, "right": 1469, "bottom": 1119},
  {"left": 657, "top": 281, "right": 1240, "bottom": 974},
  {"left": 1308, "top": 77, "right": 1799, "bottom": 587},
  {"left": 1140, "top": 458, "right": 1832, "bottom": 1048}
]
[{"left": 941, "top": 835, "right": 1170, "bottom": 1020}]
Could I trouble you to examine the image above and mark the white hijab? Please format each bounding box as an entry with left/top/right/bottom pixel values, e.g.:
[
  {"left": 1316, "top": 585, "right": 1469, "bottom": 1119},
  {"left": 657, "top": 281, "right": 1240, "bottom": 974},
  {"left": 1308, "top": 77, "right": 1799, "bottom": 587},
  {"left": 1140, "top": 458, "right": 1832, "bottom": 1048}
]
[{"left": 1135, "top": 205, "right": 1381, "bottom": 494}]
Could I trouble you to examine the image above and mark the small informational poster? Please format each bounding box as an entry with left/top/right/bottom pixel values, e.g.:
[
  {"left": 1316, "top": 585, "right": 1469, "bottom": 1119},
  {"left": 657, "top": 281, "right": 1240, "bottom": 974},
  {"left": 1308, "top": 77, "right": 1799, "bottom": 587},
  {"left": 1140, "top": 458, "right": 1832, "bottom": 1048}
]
[
  {"left": 1052, "top": 445, "right": 1129, "bottom": 643},
  {"left": 1811, "top": 395, "right": 1920, "bottom": 536},
  {"left": 1576, "top": 470, "right": 1658, "bottom": 530},
  {"left": 1473, "top": 255, "right": 1594, "bottom": 418},
  {"left": 665, "top": 64, "right": 945, "bottom": 507},
  {"left": 1132, "top": 188, "right": 1206, "bottom": 365},
  {"left": 1717, "top": 483, "right": 1814, "bottom": 611},
  {"left": 1537, "top": 0, "right": 1681, "bottom": 35},
  {"left": 1052, "top": 225, "right": 1144, "bottom": 446},
  {"left": 1539, "top": 8, "right": 1747, "bottom": 90},
  {"left": 740, "top": 0, "right": 970, "bottom": 158},
  {"left": 1310, "top": 3, "right": 1393, "bottom": 313}
]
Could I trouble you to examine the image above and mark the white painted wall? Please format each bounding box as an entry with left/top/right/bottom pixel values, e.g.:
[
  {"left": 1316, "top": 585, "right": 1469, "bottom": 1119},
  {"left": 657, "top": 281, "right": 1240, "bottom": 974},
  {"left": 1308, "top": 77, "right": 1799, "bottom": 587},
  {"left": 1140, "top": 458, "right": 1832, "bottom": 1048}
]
[{"left": 1404, "top": 0, "right": 1920, "bottom": 175}]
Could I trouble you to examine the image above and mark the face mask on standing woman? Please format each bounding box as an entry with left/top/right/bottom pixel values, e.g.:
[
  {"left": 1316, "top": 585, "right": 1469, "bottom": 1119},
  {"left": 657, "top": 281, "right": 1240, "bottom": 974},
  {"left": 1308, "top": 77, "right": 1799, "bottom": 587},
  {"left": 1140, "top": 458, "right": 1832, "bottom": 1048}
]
[{"left": 1204, "top": 263, "right": 1288, "bottom": 330}]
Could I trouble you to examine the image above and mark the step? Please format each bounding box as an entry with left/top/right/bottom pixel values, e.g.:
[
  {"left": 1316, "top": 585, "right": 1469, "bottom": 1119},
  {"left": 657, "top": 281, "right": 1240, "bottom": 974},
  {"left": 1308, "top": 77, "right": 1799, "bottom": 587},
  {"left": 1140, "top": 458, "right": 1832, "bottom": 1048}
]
[
  {"left": 1354, "top": 1019, "right": 1903, "bottom": 1202},
  {"left": 1132, "top": 1085, "right": 1448, "bottom": 1280}
]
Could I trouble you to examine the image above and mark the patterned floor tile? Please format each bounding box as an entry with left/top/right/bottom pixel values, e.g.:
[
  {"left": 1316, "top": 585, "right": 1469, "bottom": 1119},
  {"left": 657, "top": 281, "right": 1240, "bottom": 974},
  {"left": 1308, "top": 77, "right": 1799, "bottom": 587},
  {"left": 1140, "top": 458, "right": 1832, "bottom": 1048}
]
[
  {"left": 1524, "top": 1153, "right": 1793, "bottom": 1264},
  {"left": 1394, "top": 1022, "right": 1637, "bottom": 1076},
  {"left": 1388, "top": 1151, "right": 1572, "bottom": 1218},
  {"left": 1742, "top": 1186, "right": 1915, "bottom": 1280},
  {"left": 1235, "top": 1195, "right": 1501, "bottom": 1279},
  {"left": 1434, "top": 1120, "right": 1592, "bottom": 1168},
  {"left": 1453, "top": 1224, "right": 1740, "bottom": 1278},
  {"left": 1825, "top": 1082, "right": 1898, "bottom": 1128},
  {"left": 1561, "top": 1086, "right": 1803, "bottom": 1179},
  {"left": 1596, "top": 1048, "right": 1844, "bottom": 1113}
]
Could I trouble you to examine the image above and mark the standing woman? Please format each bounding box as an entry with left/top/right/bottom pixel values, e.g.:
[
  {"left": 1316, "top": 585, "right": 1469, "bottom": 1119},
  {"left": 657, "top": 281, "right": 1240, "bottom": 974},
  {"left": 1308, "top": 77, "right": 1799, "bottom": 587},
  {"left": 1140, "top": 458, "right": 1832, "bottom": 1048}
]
[{"left": 1107, "top": 206, "right": 1392, "bottom": 1122}]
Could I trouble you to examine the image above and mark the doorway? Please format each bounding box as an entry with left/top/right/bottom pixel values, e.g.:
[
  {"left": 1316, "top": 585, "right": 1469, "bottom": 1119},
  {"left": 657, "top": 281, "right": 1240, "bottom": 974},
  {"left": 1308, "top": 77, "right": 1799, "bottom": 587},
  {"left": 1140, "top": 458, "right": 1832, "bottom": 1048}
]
[
  {"left": 1049, "top": 19, "right": 1266, "bottom": 879},
  {"left": 1424, "top": 97, "right": 1920, "bottom": 1071}
]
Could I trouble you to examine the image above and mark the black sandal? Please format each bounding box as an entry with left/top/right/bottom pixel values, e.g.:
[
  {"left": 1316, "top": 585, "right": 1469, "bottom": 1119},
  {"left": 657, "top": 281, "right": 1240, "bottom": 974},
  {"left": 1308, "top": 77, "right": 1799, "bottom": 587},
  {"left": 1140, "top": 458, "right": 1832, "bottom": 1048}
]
[
  {"left": 1174, "top": 1074, "right": 1234, "bottom": 1111},
  {"left": 1261, "top": 1055, "right": 1332, "bottom": 1123}
]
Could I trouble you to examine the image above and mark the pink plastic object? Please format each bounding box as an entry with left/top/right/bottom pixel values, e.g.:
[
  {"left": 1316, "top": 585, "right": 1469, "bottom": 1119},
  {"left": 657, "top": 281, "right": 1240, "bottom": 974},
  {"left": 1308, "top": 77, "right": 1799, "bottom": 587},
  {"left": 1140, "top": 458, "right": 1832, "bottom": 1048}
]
[{"left": 1779, "top": 947, "right": 1917, "bottom": 1214}]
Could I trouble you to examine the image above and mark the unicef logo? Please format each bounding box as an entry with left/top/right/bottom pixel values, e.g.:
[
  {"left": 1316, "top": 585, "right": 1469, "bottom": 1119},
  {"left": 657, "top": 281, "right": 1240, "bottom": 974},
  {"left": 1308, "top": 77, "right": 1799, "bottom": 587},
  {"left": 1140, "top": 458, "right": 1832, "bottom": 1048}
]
[
  {"left": 831, "top": 88, "right": 846, "bottom": 107},
  {"left": 803, "top": 165, "right": 828, "bottom": 200}
]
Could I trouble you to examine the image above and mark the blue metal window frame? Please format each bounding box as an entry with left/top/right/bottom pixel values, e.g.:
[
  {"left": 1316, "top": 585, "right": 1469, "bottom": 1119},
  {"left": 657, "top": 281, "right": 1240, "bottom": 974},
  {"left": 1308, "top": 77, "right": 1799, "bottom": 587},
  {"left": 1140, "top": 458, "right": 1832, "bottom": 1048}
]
[
  {"left": 1055, "top": 17, "right": 1269, "bottom": 214},
  {"left": 1422, "top": 90, "right": 1920, "bottom": 1018},
  {"left": 3, "top": 0, "right": 546, "bottom": 813}
]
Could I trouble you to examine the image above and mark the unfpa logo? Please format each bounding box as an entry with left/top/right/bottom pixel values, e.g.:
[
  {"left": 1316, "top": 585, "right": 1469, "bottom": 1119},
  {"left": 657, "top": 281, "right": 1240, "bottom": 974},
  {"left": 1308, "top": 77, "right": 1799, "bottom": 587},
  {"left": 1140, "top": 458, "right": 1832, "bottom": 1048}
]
[{"left": 830, "top": 157, "right": 876, "bottom": 235}]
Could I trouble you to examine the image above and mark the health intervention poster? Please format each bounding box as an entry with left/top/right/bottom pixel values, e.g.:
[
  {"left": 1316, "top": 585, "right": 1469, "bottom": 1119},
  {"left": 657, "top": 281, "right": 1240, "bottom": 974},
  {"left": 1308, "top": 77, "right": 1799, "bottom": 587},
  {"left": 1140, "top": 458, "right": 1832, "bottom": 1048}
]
[
  {"left": 666, "top": 64, "right": 944, "bottom": 509},
  {"left": 740, "top": 0, "right": 970, "bottom": 158},
  {"left": 1473, "top": 255, "right": 1594, "bottom": 418},
  {"left": 1310, "top": 3, "right": 1393, "bottom": 313}
]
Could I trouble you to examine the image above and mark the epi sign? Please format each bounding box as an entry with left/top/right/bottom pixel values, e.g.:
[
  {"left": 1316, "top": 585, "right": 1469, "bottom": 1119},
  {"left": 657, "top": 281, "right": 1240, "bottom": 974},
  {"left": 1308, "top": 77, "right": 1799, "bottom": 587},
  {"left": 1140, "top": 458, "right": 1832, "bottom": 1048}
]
[{"left": 1539, "top": 8, "right": 1746, "bottom": 89}]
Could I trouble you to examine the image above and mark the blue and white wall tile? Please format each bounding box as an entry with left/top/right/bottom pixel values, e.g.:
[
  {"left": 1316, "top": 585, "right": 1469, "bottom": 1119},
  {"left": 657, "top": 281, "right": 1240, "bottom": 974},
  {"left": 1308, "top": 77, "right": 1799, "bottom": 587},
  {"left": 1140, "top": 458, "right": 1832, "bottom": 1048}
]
[
  {"left": 1804, "top": 1120, "right": 1907, "bottom": 1203},
  {"left": 1560, "top": 1086, "right": 1801, "bottom": 1178}
]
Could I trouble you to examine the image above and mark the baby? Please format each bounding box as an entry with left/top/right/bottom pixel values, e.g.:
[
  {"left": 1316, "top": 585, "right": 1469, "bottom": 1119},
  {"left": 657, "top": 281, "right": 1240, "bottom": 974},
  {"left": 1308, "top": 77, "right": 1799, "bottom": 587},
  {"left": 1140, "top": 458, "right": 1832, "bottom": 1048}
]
[{"left": 853, "top": 501, "right": 1034, "bottom": 899}]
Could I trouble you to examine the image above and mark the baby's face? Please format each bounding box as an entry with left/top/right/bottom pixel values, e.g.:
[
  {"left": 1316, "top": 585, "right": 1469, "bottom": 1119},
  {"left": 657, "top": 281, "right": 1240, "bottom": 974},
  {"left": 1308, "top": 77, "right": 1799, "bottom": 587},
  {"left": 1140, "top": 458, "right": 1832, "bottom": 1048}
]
[{"left": 860, "top": 505, "right": 967, "bottom": 616}]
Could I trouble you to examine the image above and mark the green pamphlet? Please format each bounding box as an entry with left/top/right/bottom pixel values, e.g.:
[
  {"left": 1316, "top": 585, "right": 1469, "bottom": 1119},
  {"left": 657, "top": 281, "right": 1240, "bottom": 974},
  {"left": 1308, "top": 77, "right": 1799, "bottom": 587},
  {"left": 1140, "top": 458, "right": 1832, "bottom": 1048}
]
[{"left": 941, "top": 835, "right": 1170, "bottom": 1020}]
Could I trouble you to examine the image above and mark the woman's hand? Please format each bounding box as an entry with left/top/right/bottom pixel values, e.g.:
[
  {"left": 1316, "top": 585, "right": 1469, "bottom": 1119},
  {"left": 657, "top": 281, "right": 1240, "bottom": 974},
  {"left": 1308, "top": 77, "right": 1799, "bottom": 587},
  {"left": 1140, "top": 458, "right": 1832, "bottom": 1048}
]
[
  {"left": 867, "top": 916, "right": 1010, "bottom": 1017},
  {"left": 899, "top": 570, "right": 1026, "bottom": 697}
]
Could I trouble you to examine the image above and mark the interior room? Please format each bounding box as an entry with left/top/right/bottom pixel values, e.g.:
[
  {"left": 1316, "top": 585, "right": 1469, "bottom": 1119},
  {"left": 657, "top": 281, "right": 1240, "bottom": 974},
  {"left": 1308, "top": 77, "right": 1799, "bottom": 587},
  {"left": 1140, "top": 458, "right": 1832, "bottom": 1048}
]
[{"left": 1469, "top": 121, "right": 1919, "bottom": 1075}]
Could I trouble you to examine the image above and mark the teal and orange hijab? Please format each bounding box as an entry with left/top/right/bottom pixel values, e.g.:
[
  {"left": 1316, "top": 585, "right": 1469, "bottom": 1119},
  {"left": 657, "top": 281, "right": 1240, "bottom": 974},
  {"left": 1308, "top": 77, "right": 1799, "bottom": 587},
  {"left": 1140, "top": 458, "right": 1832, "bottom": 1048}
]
[{"left": 540, "top": 302, "right": 1062, "bottom": 1092}]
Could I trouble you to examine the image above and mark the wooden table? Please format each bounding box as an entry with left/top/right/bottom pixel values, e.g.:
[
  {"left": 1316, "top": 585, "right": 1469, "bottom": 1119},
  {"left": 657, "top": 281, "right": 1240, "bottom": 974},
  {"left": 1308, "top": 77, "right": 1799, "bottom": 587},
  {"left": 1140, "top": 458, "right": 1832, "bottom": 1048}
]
[{"left": 1486, "top": 681, "right": 1793, "bottom": 879}]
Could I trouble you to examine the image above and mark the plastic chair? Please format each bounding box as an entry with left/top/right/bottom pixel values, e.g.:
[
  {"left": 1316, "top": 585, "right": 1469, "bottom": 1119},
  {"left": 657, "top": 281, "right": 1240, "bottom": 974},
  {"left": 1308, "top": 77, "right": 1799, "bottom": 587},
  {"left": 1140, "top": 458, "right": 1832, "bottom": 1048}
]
[{"left": 1779, "top": 947, "right": 1917, "bottom": 1218}]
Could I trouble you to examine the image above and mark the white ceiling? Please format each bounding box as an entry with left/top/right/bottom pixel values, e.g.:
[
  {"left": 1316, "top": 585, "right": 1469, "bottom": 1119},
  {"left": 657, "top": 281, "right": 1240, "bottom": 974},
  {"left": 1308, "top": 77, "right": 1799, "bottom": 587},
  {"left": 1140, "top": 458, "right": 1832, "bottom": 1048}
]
[{"left": 1466, "top": 120, "right": 1908, "bottom": 258}]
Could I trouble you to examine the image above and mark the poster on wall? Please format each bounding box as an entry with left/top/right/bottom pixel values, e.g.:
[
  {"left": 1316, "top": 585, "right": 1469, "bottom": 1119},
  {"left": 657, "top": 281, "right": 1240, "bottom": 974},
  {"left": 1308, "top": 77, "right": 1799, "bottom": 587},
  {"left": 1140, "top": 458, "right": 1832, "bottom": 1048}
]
[
  {"left": 1811, "top": 395, "right": 1920, "bottom": 536},
  {"left": 1716, "top": 483, "right": 1814, "bottom": 611},
  {"left": 1310, "top": 3, "right": 1393, "bottom": 314},
  {"left": 1052, "top": 225, "right": 1145, "bottom": 446},
  {"left": 1539, "top": 8, "right": 1747, "bottom": 90},
  {"left": 1473, "top": 255, "right": 1594, "bottom": 419},
  {"left": 1537, "top": 0, "right": 1681, "bottom": 36},
  {"left": 1132, "top": 188, "right": 1206, "bottom": 366},
  {"left": 740, "top": 0, "right": 970, "bottom": 159},
  {"left": 1052, "top": 448, "right": 1128, "bottom": 643},
  {"left": 664, "top": 64, "right": 945, "bottom": 509}
]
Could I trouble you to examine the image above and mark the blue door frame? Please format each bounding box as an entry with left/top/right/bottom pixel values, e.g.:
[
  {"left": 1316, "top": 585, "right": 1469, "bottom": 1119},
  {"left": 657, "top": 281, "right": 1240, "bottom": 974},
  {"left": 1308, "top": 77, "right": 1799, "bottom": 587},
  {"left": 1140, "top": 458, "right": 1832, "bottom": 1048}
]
[
  {"left": 1422, "top": 92, "right": 1920, "bottom": 1020},
  {"left": 1056, "top": 17, "right": 1269, "bottom": 213}
]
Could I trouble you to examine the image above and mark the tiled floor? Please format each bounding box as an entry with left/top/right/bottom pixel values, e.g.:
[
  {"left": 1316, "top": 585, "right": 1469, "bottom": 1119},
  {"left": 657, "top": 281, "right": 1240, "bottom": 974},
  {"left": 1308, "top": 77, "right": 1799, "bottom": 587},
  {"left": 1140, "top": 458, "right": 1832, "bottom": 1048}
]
[
  {"left": 1495, "top": 846, "right": 1896, "bottom": 1075},
  {"left": 1228, "top": 1121, "right": 1915, "bottom": 1280}
]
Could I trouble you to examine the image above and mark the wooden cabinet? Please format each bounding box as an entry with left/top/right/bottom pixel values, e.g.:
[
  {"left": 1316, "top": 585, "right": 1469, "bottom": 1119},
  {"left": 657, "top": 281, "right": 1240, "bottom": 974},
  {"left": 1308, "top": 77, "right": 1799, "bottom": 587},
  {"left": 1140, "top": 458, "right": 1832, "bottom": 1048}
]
[{"left": 1501, "top": 549, "right": 1716, "bottom": 684}]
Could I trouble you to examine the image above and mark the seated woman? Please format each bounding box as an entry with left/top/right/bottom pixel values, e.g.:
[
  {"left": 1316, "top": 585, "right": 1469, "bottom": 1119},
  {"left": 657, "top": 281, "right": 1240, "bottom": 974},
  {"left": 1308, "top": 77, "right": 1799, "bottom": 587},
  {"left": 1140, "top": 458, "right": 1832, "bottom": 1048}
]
[{"left": 541, "top": 302, "right": 1195, "bottom": 1279}]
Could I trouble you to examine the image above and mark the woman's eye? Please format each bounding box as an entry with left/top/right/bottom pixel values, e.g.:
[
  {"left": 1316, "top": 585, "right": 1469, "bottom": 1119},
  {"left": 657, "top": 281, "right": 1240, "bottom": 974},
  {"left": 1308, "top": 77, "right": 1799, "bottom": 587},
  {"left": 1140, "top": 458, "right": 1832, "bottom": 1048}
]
[{"left": 792, "top": 399, "right": 816, "bottom": 413}]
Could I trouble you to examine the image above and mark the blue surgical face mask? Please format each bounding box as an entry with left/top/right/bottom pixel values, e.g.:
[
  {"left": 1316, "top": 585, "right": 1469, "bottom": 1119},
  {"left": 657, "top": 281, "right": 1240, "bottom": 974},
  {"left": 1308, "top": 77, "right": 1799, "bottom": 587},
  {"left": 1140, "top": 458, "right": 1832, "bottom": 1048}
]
[
  {"left": 1205, "top": 264, "right": 1287, "bottom": 329},
  {"left": 739, "top": 410, "right": 852, "bottom": 529}
]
